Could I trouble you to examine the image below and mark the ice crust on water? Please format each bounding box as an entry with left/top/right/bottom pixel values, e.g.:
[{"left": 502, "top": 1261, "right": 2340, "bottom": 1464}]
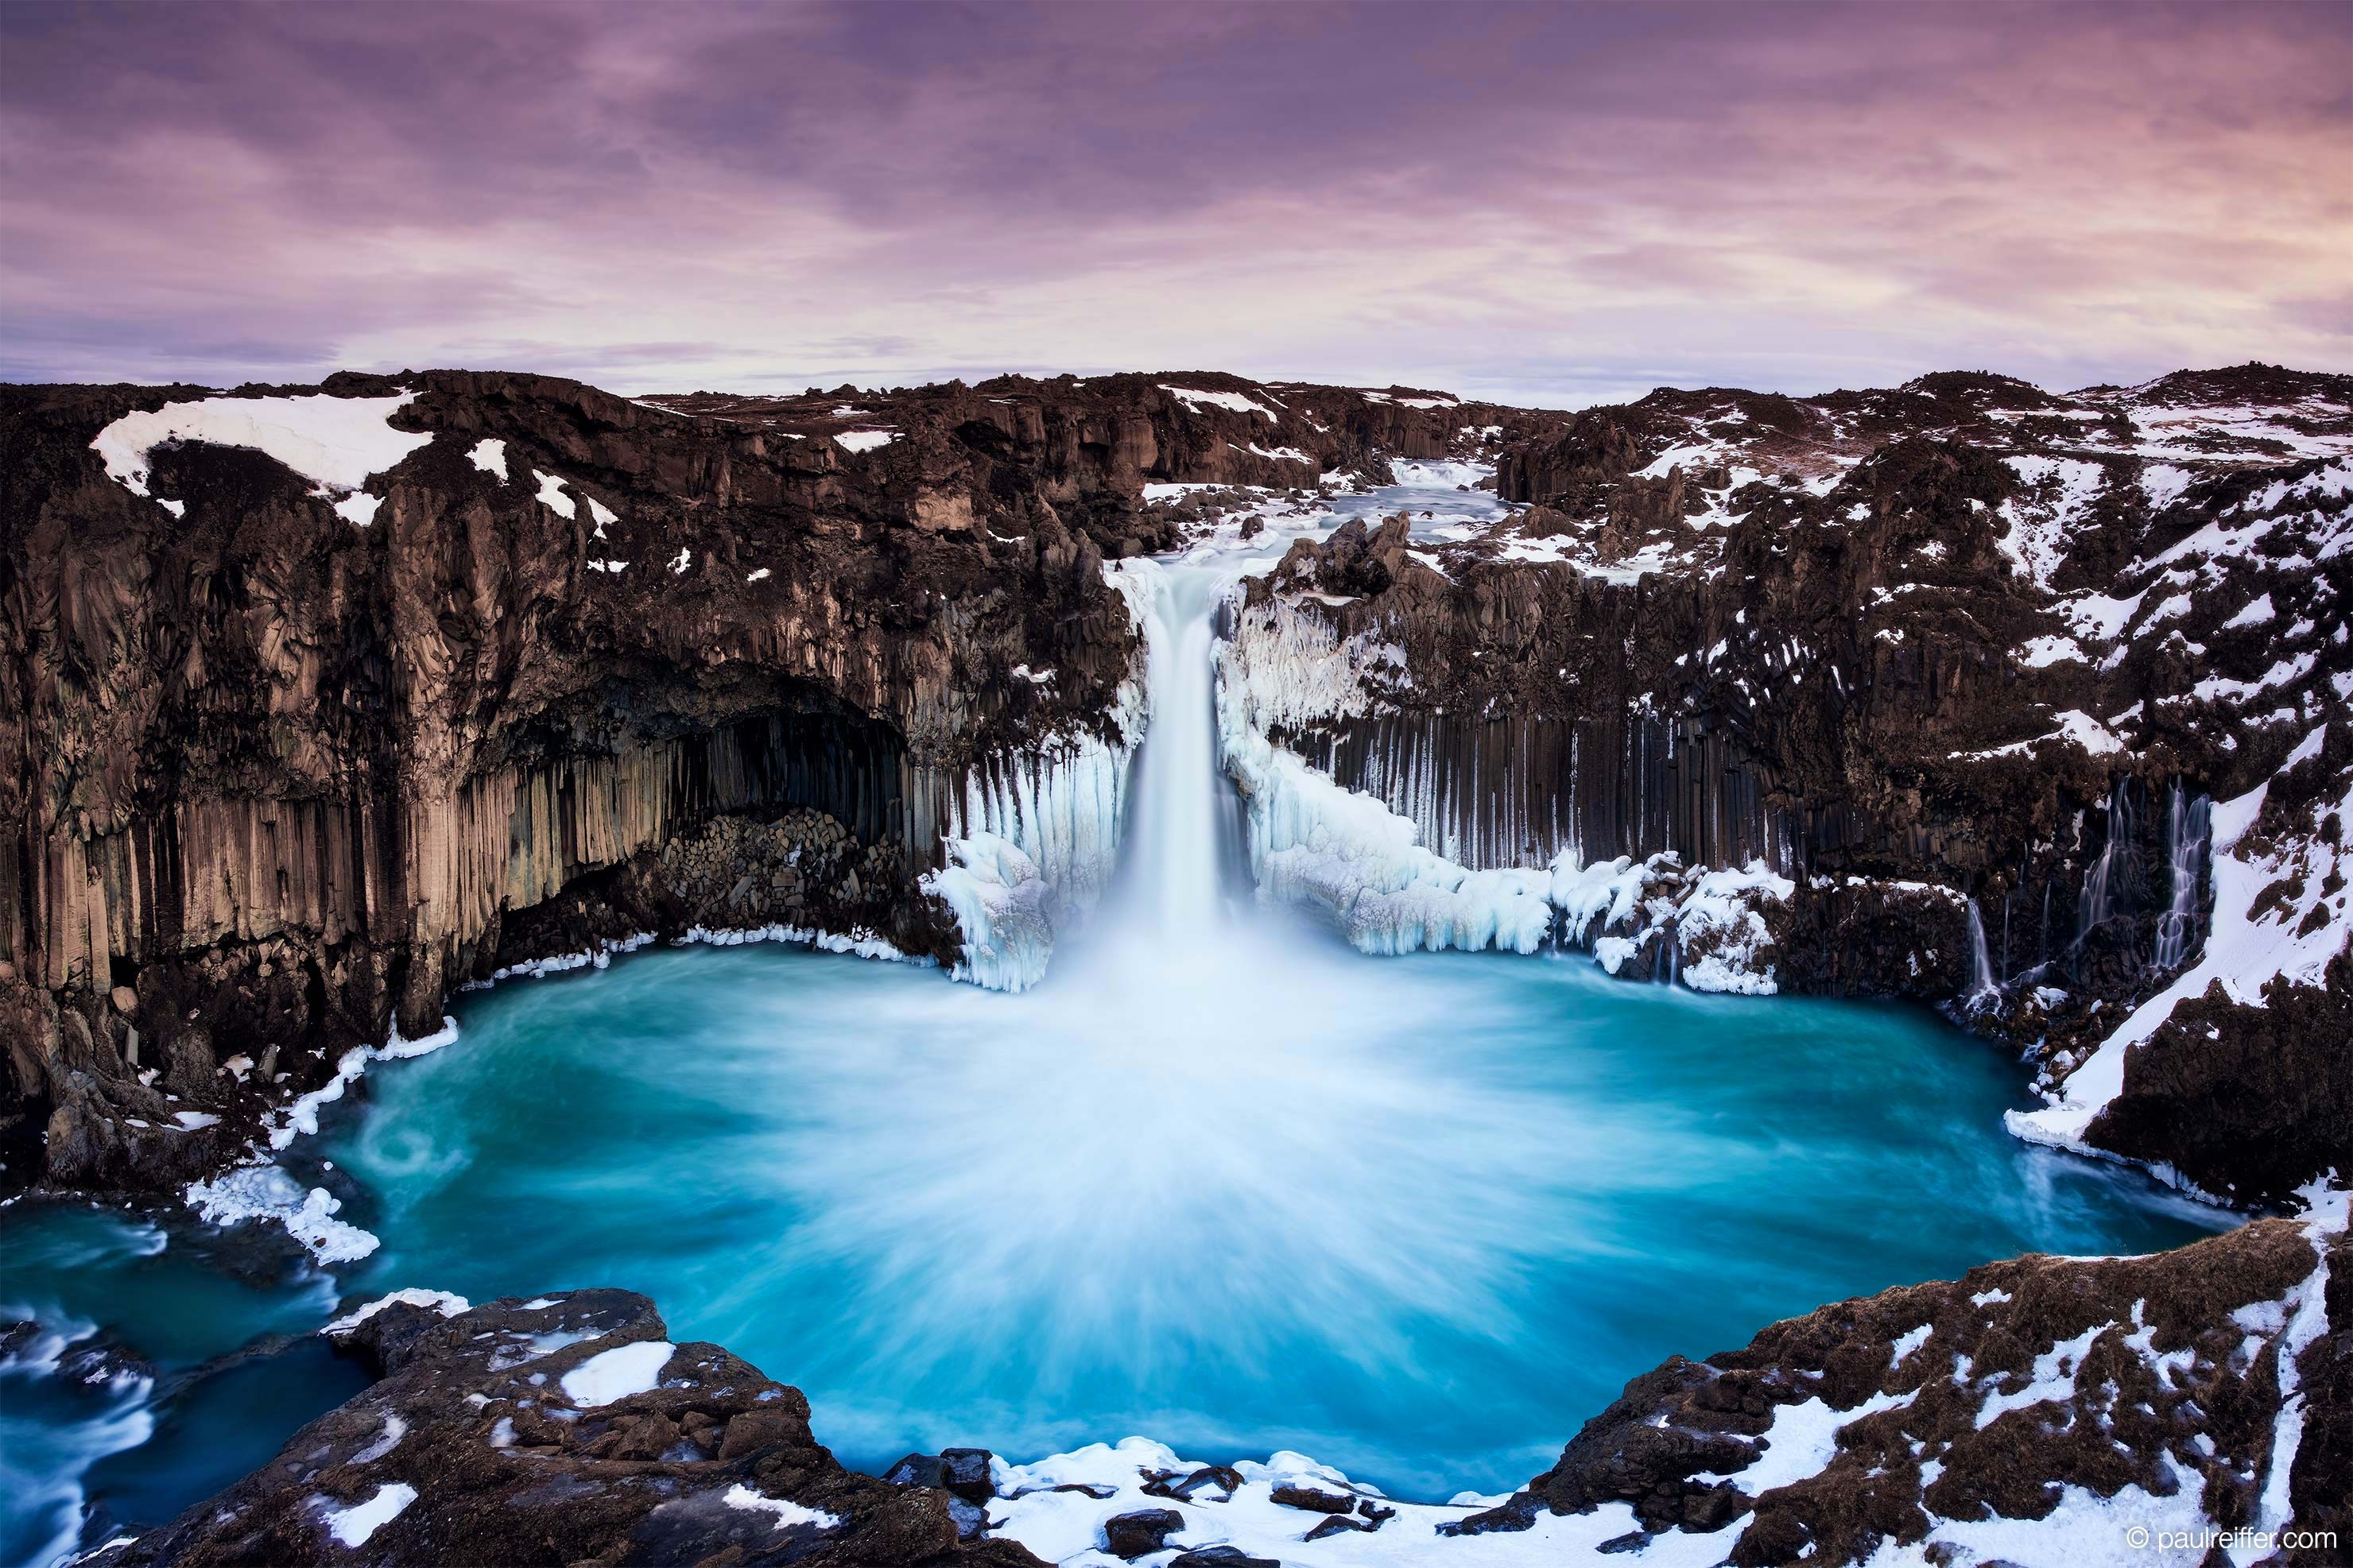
[
  {"left": 91, "top": 390, "right": 432, "bottom": 500},
  {"left": 182, "top": 1015, "right": 459, "bottom": 1262},
  {"left": 185, "top": 1164, "right": 380, "bottom": 1264}
]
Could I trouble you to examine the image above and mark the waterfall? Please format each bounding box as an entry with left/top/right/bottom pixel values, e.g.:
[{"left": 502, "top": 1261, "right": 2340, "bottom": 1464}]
[
  {"left": 1965, "top": 897, "right": 1996, "bottom": 1005},
  {"left": 2076, "top": 779, "right": 2134, "bottom": 947},
  {"left": 2150, "top": 782, "right": 2212, "bottom": 972},
  {"left": 1114, "top": 564, "right": 1239, "bottom": 939},
  {"left": 2071, "top": 779, "right": 2136, "bottom": 981}
]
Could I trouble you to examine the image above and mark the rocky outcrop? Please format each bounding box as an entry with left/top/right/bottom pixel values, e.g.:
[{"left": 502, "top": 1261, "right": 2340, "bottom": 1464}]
[
  {"left": 82, "top": 1288, "right": 1041, "bottom": 1567},
  {"left": 1220, "top": 366, "right": 2353, "bottom": 1199},
  {"left": 1452, "top": 1192, "right": 2348, "bottom": 1566}
]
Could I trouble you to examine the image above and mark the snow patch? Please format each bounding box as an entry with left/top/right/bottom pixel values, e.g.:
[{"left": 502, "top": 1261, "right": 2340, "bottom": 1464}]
[
  {"left": 560, "top": 1341, "right": 674, "bottom": 1407},
  {"left": 720, "top": 1485, "right": 841, "bottom": 1532},
  {"left": 317, "top": 1481, "right": 416, "bottom": 1548},
  {"left": 324, "top": 1289, "right": 470, "bottom": 1336},
  {"left": 91, "top": 391, "right": 431, "bottom": 500}
]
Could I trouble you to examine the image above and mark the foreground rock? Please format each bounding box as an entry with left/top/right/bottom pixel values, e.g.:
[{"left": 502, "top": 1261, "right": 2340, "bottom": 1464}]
[
  {"left": 84, "top": 1290, "right": 1041, "bottom": 1567},
  {"left": 1454, "top": 1192, "right": 2348, "bottom": 1566},
  {"left": 81, "top": 1191, "right": 2347, "bottom": 1567}
]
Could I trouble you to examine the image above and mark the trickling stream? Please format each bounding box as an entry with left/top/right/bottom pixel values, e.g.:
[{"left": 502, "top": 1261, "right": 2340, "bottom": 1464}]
[{"left": 0, "top": 487, "right": 2235, "bottom": 1567}]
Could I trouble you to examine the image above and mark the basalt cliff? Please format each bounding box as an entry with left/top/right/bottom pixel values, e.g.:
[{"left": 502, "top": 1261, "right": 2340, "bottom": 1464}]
[{"left": 6, "top": 364, "right": 2350, "bottom": 1209}]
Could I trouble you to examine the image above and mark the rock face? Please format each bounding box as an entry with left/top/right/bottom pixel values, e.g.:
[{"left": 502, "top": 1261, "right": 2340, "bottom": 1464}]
[
  {"left": 0, "top": 370, "right": 1496, "bottom": 1194},
  {"left": 83, "top": 1288, "right": 1041, "bottom": 1567},
  {"left": 1453, "top": 1195, "right": 2348, "bottom": 1566},
  {"left": 1218, "top": 366, "right": 2353, "bottom": 1202}
]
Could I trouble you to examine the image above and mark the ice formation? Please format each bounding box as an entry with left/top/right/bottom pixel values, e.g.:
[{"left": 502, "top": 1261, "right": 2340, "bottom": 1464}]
[{"left": 921, "top": 833, "right": 1056, "bottom": 993}]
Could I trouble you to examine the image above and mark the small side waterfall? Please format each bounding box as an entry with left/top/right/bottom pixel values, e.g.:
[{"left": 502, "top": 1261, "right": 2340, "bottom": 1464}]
[
  {"left": 2150, "top": 782, "right": 2212, "bottom": 972},
  {"left": 1965, "top": 897, "right": 1997, "bottom": 1004},
  {"left": 2076, "top": 778, "right": 2135, "bottom": 948}
]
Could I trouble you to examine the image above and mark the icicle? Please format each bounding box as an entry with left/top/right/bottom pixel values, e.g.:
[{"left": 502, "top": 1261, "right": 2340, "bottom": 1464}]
[
  {"left": 1964, "top": 897, "right": 1997, "bottom": 1006},
  {"left": 2150, "top": 781, "right": 2212, "bottom": 971}
]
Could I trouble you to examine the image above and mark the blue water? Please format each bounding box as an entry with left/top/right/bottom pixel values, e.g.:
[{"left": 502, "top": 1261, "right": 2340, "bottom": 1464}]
[
  {"left": 0, "top": 1202, "right": 362, "bottom": 1568},
  {"left": 317, "top": 931, "right": 2222, "bottom": 1496},
  {"left": 0, "top": 928, "right": 2231, "bottom": 1564}
]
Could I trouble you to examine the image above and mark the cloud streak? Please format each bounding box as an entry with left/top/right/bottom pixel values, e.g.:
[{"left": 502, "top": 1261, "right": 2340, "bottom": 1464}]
[{"left": 2, "top": 0, "right": 2345, "bottom": 404}]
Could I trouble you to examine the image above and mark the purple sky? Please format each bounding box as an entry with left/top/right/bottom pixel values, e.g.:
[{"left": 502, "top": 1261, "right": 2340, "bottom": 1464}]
[{"left": 2, "top": 1, "right": 2346, "bottom": 406}]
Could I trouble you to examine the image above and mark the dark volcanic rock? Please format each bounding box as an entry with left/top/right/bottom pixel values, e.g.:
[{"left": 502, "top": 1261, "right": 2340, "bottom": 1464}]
[
  {"left": 83, "top": 1289, "right": 1041, "bottom": 1568},
  {"left": 1167, "top": 1548, "right": 1278, "bottom": 1568},
  {"left": 1460, "top": 1209, "right": 2348, "bottom": 1565},
  {"left": 1099, "top": 1507, "right": 1184, "bottom": 1558}
]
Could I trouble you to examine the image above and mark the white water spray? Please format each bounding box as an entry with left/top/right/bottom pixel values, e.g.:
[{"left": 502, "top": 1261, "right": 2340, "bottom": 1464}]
[{"left": 1108, "top": 564, "right": 1236, "bottom": 939}]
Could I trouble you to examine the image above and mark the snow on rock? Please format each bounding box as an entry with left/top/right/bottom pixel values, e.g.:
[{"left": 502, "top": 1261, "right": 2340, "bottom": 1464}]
[
  {"left": 833, "top": 429, "right": 899, "bottom": 452},
  {"left": 989, "top": 1437, "right": 1723, "bottom": 1568},
  {"left": 559, "top": 1340, "right": 674, "bottom": 1407},
  {"left": 719, "top": 1485, "right": 841, "bottom": 1532},
  {"left": 1673, "top": 862, "right": 1797, "bottom": 994},
  {"left": 1998, "top": 455, "right": 2107, "bottom": 590},
  {"left": 467, "top": 438, "right": 508, "bottom": 480},
  {"left": 2223, "top": 592, "right": 2277, "bottom": 629},
  {"left": 1703, "top": 1390, "right": 1913, "bottom": 1493},
  {"left": 332, "top": 493, "right": 383, "bottom": 527},
  {"left": 1159, "top": 385, "right": 1283, "bottom": 420},
  {"left": 532, "top": 469, "right": 578, "bottom": 519},
  {"left": 91, "top": 390, "right": 432, "bottom": 500},
  {"left": 316, "top": 1481, "right": 416, "bottom": 1548},
  {"left": 2008, "top": 737, "right": 2352, "bottom": 1163},
  {"left": 323, "top": 1289, "right": 471, "bottom": 1336},
  {"left": 921, "top": 832, "right": 1056, "bottom": 993}
]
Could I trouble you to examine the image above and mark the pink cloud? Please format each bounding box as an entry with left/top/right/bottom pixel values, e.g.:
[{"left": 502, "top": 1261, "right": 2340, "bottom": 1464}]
[{"left": 2, "top": 1, "right": 2344, "bottom": 401}]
